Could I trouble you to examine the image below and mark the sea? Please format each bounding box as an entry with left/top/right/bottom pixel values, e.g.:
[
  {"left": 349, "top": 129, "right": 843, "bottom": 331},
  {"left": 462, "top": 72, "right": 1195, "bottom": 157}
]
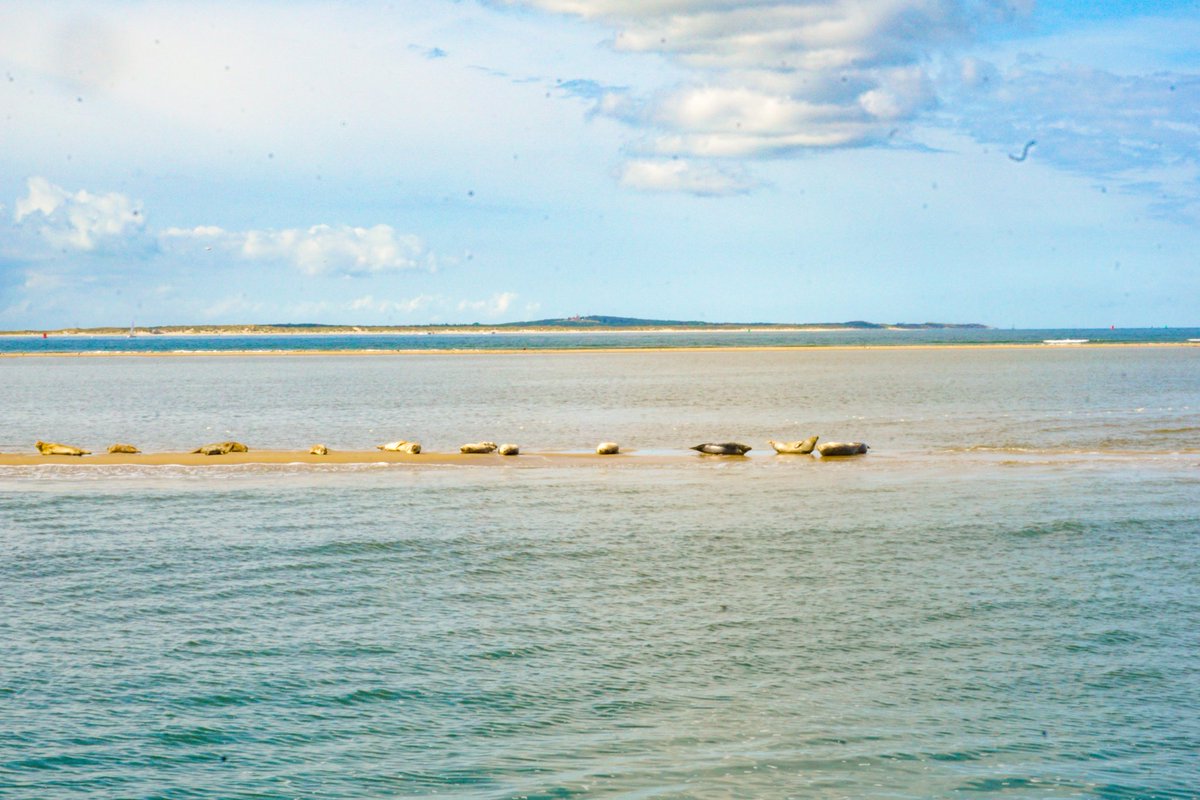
[{"left": 2, "top": 331, "right": 1198, "bottom": 799}]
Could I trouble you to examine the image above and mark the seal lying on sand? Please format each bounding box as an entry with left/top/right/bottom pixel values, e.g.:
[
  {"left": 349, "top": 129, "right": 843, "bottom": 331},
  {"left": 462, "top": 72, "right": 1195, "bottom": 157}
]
[
  {"left": 377, "top": 441, "right": 421, "bottom": 454},
  {"left": 107, "top": 443, "right": 141, "bottom": 454},
  {"left": 497, "top": 443, "right": 519, "bottom": 456},
  {"left": 36, "top": 440, "right": 90, "bottom": 456},
  {"left": 309, "top": 444, "right": 329, "bottom": 455},
  {"left": 817, "top": 441, "right": 869, "bottom": 456},
  {"left": 768, "top": 436, "right": 819, "bottom": 455},
  {"left": 460, "top": 442, "right": 498, "bottom": 454},
  {"left": 191, "top": 441, "right": 249, "bottom": 456},
  {"left": 691, "top": 442, "right": 751, "bottom": 456},
  {"left": 596, "top": 442, "right": 620, "bottom": 455}
]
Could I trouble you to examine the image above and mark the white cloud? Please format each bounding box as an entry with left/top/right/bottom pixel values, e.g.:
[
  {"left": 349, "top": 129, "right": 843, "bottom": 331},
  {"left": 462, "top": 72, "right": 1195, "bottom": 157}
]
[
  {"left": 202, "top": 294, "right": 264, "bottom": 319},
  {"left": 162, "top": 223, "right": 434, "bottom": 276},
  {"left": 22, "top": 269, "right": 66, "bottom": 292},
  {"left": 457, "top": 291, "right": 518, "bottom": 316},
  {"left": 348, "top": 294, "right": 437, "bottom": 314},
  {"left": 519, "top": 0, "right": 1025, "bottom": 158},
  {"left": 13, "top": 177, "right": 144, "bottom": 251},
  {"left": 620, "top": 158, "right": 758, "bottom": 195}
]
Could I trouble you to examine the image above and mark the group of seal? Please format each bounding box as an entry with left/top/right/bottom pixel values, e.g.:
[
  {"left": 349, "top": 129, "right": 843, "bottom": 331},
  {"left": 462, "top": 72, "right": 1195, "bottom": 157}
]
[
  {"left": 30, "top": 436, "right": 866, "bottom": 458},
  {"left": 693, "top": 435, "right": 869, "bottom": 457}
]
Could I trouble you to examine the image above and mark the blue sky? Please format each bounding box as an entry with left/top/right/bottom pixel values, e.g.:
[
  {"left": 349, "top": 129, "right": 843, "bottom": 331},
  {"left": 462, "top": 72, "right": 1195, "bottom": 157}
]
[{"left": 0, "top": 0, "right": 1196, "bottom": 328}]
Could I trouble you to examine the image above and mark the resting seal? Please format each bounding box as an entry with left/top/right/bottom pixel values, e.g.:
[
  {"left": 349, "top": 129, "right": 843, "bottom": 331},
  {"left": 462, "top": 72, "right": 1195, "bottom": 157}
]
[
  {"left": 596, "top": 442, "right": 620, "bottom": 455},
  {"left": 497, "top": 443, "right": 519, "bottom": 456},
  {"left": 460, "top": 442, "right": 498, "bottom": 454},
  {"left": 768, "top": 436, "right": 819, "bottom": 455},
  {"left": 191, "top": 441, "right": 249, "bottom": 456},
  {"left": 377, "top": 441, "right": 421, "bottom": 454},
  {"left": 36, "top": 440, "right": 90, "bottom": 456},
  {"left": 817, "top": 441, "right": 869, "bottom": 456},
  {"left": 690, "top": 442, "right": 751, "bottom": 456},
  {"left": 309, "top": 444, "right": 329, "bottom": 455},
  {"left": 107, "top": 443, "right": 141, "bottom": 454}
]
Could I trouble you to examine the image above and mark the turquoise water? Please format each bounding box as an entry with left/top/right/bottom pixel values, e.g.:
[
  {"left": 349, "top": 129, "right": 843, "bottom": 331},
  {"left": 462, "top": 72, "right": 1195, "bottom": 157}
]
[
  {"left": 2, "top": 348, "right": 1198, "bottom": 798},
  {"left": 2, "top": 327, "right": 1199, "bottom": 354}
]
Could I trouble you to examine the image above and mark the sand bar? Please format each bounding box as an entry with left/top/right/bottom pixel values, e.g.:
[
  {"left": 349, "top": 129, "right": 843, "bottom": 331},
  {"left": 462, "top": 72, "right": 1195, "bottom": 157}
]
[{"left": 0, "top": 450, "right": 698, "bottom": 467}]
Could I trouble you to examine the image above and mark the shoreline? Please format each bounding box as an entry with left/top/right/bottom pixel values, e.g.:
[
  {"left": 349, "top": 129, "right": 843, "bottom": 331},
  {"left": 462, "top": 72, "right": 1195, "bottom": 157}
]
[{"left": 0, "top": 341, "right": 1196, "bottom": 359}]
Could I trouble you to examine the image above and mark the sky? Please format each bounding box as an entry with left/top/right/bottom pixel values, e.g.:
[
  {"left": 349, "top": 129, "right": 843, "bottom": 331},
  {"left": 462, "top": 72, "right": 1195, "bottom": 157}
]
[{"left": 0, "top": 0, "right": 1197, "bottom": 329}]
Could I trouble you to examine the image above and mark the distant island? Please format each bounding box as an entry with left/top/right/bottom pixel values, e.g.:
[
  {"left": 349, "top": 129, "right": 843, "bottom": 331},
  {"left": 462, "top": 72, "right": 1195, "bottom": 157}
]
[{"left": 3, "top": 317, "right": 989, "bottom": 336}]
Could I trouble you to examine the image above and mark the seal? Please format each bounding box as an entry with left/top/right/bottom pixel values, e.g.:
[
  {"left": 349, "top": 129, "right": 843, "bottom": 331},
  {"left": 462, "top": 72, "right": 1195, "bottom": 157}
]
[
  {"left": 377, "top": 441, "right": 421, "bottom": 454},
  {"left": 35, "top": 440, "right": 90, "bottom": 456},
  {"left": 460, "top": 442, "right": 498, "bottom": 454},
  {"left": 107, "top": 443, "right": 141, "bottom": 454},
  {"left": 191, "top": 441, "right": 249, "bottom": 455},
  {"left": 596, "top": 442, "right": 620, "bottom": 455},
  {"left": 497, "top": 443, "right": 519, "bottom": 456},
  {"left": 768, "top": 436, "right": 819, "bottom": 455},
  {"left": 309, "top": 444, "right": 329, "bottom": 455},
  {"left": 690, "top": 442, "right": 751, "bottom": 456},
  {"left": 817, "top": 441, "right": 869, "bottom": 456}
]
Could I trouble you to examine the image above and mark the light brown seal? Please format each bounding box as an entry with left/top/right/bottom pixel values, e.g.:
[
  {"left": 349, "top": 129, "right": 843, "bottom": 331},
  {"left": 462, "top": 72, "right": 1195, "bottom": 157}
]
[
  {"left": 817, "top": 441, "right": 869, "bottom": 456},
  {"left": 768, "top": 436, "right": 819, "bottom": 455},
  {"left": 107, "top": 443, "right": 141, "bottom": 454},
  {"left": 35, "top": 440, "right": 90, "bottom": 456},
  {"left": 596, "top": 442, "right": 620, "bottom": 455},
  {"left": 497, "top": 443, "right": 519, "bottom": 456},
  {"left": 460, "top": 442, "right": 498, "bottom": 454},
  {"left": 309, "top": 444, "right": 329, "bottom": 455},
  {"left": 191, "top": 441, "right": 249, "bottom": 455}
]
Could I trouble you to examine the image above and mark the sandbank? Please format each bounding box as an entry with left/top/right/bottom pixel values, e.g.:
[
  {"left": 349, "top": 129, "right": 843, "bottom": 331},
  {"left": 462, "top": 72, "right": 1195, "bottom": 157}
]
[{"left": 0, "top": 450, "right": 690, "bottom": 467}]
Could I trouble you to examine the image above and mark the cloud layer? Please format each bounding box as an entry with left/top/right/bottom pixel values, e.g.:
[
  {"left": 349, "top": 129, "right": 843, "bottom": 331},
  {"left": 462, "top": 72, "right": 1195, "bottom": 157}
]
[
  {"left": 162, "top": 224, "right": 434, "bottom": 276},
  {"left": 522, "top": 1, "right": 1028, "bottom": 172},
  {"left": 14, "top": 177, "right": 144, "bottom": 251}
]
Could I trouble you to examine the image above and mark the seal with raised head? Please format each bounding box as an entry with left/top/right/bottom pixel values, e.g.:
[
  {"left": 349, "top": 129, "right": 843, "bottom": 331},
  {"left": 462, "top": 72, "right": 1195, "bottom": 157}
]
[
  {"left": 768, "top": 436, "right": 819, "bottom": 455},
  {"left": 596, "top": 441, "right": 620, "bottom": 455},
  {"left": 497, "top": 443, "right": 519, "bottom": 456},
  {"left": 690, "top": 442, "right": 751, "bottom": 456},
  {"left": 36, "top": 440, "right": 90, "bottom": 456},
  {"left": 309, "top": 444, "right": 329, "bottom": 455},
  {"left": 107, "top": 443, "right": 141, "bottom": 454},
  {"left": 817, "top": 441, "right": 869, "bottom": 456},
  {"left": 460, "top": 442, "right": 498, "bottom": 454}
]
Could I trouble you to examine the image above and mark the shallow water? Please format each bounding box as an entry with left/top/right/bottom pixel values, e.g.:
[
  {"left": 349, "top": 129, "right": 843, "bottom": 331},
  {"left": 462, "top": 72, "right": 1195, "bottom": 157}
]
[{"left": 2, "top": 349, "right": 1198, "bottom": 798}]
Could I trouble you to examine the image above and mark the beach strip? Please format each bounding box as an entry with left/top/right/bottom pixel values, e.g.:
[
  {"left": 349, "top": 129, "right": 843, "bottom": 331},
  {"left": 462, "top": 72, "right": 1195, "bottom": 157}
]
[{"left": 0, "top": 450, "right": 690, "bottom": 467}]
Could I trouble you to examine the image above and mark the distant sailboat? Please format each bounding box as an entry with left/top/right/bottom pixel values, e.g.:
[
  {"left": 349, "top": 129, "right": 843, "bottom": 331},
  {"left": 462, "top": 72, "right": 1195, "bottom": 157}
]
[{"left": 128, "top": 321, "right": 136, "bottom": 338}]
